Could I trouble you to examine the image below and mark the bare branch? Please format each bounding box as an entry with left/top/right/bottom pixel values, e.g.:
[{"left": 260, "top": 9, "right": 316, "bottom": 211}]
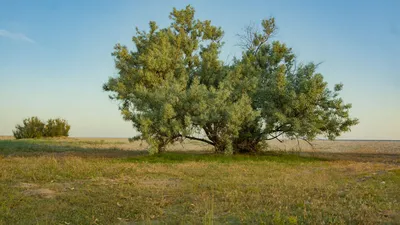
[
  {"left": 236, "top": 21, "right": 259, "bottom": 51},
  {"left": 178, "top": 134, "right": 215, "bottom": 146},
  {"left": 302, "top": 138, "right": 315, "bottom": 148},
  {"left": 265, "top": 131, "right": 285, "bottom": 140}
]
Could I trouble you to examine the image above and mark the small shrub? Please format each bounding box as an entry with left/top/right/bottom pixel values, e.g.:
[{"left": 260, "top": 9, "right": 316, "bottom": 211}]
[
  {"left": 13, "top": 117, "right": 45, "bottom": 139},
  {"left": 13, "top": 117, "right": 71, "bottom": 139},
  {"left": 44, "top": 118, "right": 71, "bottom": 137}
]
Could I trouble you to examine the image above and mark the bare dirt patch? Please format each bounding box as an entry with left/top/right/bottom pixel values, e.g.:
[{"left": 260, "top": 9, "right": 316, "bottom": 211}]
[
  {"left": 91, "top": 176, "right": 181, "bottom": 188},
  {"left": 139, "top": 178, "right": 181, "bottom": 187},
  {"left": 17, "top": 182, "right": 39, "bottom": 189},
  {"left": 23, "top": 188, "right": 56, "bottom": 199},
  {"left": 17, "top": 182, "right": 57, "bottom": 199}
]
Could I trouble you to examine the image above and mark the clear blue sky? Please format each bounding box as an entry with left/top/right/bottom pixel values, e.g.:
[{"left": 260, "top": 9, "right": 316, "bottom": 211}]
[{"left": 1, "top": 0, "right": 399, "bottom": 139}]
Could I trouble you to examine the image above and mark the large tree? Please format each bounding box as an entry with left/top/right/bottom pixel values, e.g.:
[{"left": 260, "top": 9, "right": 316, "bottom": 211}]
[{"left": 104, "top": 5, "right": 358, "bottom": 154}]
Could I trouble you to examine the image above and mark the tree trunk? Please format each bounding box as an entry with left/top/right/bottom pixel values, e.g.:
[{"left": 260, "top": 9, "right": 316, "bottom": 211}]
[{"left": 233, "top": 139, "right": 261, "bottom": 153}]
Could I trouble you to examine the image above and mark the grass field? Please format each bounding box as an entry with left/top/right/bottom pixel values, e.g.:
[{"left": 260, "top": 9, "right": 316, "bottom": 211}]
[{"left": 0, "top": 137, "right": 399, "bottom": 224}]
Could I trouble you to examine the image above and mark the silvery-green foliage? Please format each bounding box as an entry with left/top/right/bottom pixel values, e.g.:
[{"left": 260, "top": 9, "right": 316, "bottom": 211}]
[{"left": 104, "top": 6, "right": 358, "bottom": 154}]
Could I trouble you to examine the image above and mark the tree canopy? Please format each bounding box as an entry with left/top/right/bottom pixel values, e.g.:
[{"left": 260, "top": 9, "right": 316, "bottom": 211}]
[{"left": 104, "top": 5, "right": 358, "bottom": 154}]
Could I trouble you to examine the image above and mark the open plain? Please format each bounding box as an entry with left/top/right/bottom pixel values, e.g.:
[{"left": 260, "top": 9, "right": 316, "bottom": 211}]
[{"left": 0, "top": 137, "right": 399, "bottom": 224}]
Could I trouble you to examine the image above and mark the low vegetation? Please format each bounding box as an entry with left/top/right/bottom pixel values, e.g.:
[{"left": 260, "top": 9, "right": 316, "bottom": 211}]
[
  {"left": 13, "top": 117, "right": 70, "bottom": 139},
  {"left": 0, "top": 138, "right": 399, "bottom": 224}
]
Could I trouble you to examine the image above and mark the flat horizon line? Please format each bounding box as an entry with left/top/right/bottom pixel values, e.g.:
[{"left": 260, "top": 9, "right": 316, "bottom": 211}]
[{"left": 1, "top": 135, "right": 399, "bottom": 142}]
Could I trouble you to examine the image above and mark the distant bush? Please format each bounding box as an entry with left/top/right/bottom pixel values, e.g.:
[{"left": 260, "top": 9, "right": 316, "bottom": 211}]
[
  {"left": 13, "top": 117, "right": 71, "bottom": 139},
  {"left": 44, "top": 118, "right": 71, "bottom": 137},
  {"left": 13, "top": 117, "right": 45, "bottom": 139}
]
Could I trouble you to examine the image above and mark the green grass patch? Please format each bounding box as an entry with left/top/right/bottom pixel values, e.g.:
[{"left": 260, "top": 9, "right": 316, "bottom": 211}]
[
  {"left": 0, "top": 139, "right": 139, "bottom": 157},
  {"left": 122, "top": 151, "right": 324, "bottom": 164}
]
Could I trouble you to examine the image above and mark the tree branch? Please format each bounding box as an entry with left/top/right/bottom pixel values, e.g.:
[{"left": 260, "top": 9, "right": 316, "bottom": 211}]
[
  {"left": 265, "top": 131, "right": 285, "bottom": 140},
  {"left": 301, "top": 138, "right": 314, "bottom": 148},
  {"left": 178, "top": 134, "right": 215, "bottom": 146}
]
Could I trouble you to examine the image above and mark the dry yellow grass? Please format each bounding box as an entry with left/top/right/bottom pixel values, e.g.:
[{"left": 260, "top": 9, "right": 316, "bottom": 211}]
[
  {"left": 3, "top": 135, "right": 399, "bottom": 153},
  {"left": 0, "top": 137, "right": 399, "bottom": 224}
]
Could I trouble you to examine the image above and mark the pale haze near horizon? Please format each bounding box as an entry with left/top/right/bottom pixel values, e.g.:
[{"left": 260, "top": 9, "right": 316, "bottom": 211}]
[{"left": 1, "top": 0, "right": 399, "bottom": 140}]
